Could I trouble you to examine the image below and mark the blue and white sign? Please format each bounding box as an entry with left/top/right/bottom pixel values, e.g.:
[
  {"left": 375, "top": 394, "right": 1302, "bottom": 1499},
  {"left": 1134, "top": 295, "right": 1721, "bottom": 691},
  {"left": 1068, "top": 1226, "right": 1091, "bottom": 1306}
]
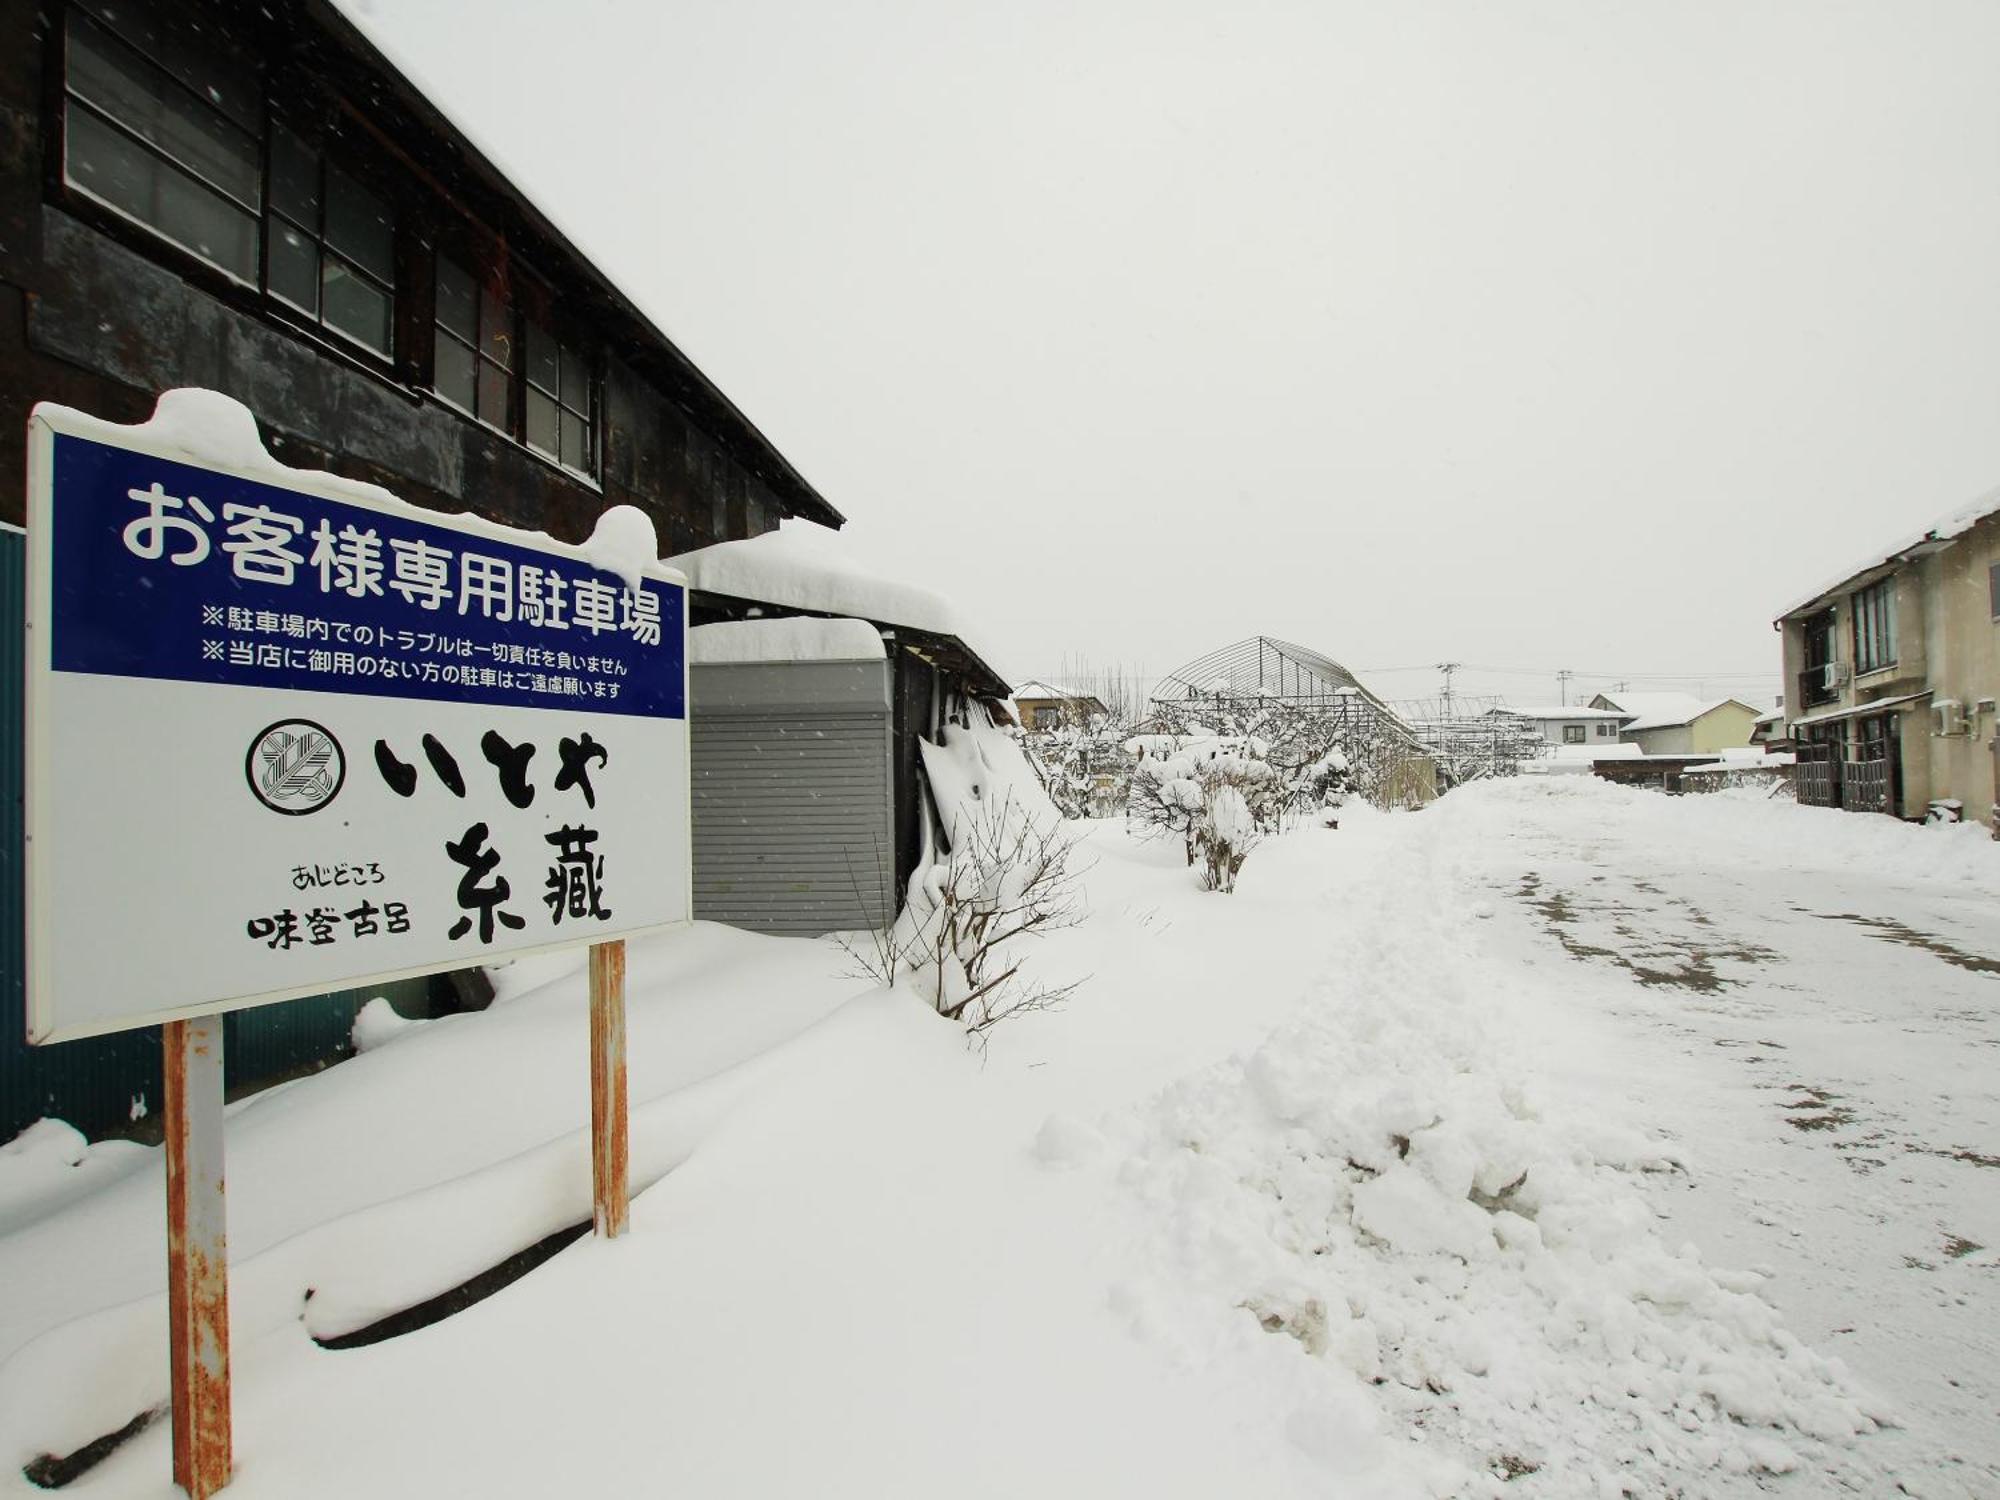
[{"left": 26, "top": 393, "right": 692, "bottom": 1043}]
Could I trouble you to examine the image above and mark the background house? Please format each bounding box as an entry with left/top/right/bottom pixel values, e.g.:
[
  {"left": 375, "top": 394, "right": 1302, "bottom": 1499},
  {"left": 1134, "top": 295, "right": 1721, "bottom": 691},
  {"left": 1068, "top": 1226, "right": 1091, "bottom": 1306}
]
[
  {"left": 1485, "top": 704, "right": 1630, "bottom": 749},
  {"left": 1588, "top": 692, "right": 1758, "bottom": 756},
  {"left": 1012, "top": 680, "right": 1109, "bottom": 731},
  {"left": 0, "top": 0, "right": 844, "bottom": 1138},
  {"left": 1775, "top": 487, "right": 2000, "bottom": 821}
]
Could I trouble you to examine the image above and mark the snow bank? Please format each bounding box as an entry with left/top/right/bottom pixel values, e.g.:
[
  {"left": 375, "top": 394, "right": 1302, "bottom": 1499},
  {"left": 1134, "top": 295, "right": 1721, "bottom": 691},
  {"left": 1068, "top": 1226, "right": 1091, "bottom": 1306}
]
[
  {"left": 1102, "top": 811, "right": 1888, "bottom": 1492},
  {"left": 0, "top": 1122, "right": 151, "bottom": 1240},
  {"left": 350, "top": 996, "right": 428, "bottom": 1053},
  {"left": 1479, "top": 772, "right": 2000, "bottom": 885},
  {"left": 688, "top": 616, "right": 884, "bottom": 664},
  {"left": 669, "top": 522, "right": 955, "bottom": 636}
]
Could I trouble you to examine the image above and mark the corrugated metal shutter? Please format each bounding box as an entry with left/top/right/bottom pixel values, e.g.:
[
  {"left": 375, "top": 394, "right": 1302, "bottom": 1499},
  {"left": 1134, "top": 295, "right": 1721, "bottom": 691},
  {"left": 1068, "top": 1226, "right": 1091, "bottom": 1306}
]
[{"left": 692, "top": 662, "right": 894, "bottom": 936}]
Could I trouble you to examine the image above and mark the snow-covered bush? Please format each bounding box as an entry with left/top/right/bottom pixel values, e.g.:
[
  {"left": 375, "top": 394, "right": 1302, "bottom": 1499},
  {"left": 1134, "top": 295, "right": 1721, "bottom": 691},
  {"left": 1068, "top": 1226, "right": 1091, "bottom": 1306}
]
[
  {"left": 1126, "top": 733, "right": 1284, "bottom": 885},
  {"left": 1194, "top": 783, "right": 1257, "bottom": 892},
  {"left": 1021, "top": 720, "right": 1132, "bottom": 819},
  {"left": 851, "top": 716, "right": 1086, "bottom": 1040}
]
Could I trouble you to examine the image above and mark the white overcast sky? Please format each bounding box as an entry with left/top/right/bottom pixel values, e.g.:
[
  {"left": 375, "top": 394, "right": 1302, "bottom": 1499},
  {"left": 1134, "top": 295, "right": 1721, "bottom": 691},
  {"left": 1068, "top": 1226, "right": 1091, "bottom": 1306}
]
[{"left": 346, "top": 0, "right": 2000, "bottom": 709}]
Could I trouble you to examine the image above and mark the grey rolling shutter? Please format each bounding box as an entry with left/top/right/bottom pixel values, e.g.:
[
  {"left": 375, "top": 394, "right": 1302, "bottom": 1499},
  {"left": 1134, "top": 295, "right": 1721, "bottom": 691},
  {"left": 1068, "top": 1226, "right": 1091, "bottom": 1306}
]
[{"left": 691, "top": 661, "right": 895, "bottom": 936}]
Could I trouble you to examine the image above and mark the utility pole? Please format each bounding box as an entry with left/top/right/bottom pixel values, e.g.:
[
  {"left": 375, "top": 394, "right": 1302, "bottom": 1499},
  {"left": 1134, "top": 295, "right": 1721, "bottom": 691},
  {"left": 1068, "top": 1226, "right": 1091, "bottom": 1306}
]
[
  {"left": 1437, "top": 661, "right": 1460, "bottom": 721},
  {"left": 1556, "top": 668, "right": 1573, "bottom": 706}
]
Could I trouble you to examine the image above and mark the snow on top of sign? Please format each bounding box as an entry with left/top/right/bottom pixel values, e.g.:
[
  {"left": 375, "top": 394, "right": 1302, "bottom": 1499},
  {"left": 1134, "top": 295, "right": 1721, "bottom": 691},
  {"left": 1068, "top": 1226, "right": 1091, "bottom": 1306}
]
[
  {"left": 669, "top": 522, "right": 955, "bottom": 637},
  {"left": 688, "top": 617, "right": 885, "bottom": 664},
  {"left": 96, "top": 388, "right": 400, "bottom": 507},
  {"left": 34, "top": 389, "right": 686, "bottom": 590},
  {"left": 577, "top": 505, "right": 663, "bottom": 596}
]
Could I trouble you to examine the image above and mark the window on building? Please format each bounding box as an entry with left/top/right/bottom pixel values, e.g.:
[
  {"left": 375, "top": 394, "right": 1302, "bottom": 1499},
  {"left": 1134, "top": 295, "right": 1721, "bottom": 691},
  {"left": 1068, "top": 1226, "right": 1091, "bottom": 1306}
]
[
  {"left": 60, "top": 1, "right": 398, "bottom": 358},
  {"left": 62, "top": 0, "right": 264, "bottom": 283},
  {"left": 1595, "top": 723, "right": 1613, "bottom": 738},
  {"left": 1852, "top": 578, "right": 1896, "bottom": 675},
  {"left": 1990, "top": 562, "right": 1999, "bottom": 621},
  {"left": 267, "top": 125, "right": 394, "bottom": 356},
  {"left": 434, "top": 256, "right": 597, "bottom": 477},
  {"left": 1563, "top": 724, "right": 1587, "bottom": 745}
]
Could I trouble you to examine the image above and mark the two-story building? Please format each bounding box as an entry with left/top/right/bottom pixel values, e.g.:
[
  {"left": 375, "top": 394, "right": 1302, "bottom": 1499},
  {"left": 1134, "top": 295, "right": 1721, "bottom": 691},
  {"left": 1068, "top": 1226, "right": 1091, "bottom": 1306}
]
[
  {"left": 0, "top": 0, "right": 1004, "bottom": 1139},
  {"left": 1484, "top": 704, "right": 1629, "bottom": 749},
  {"left": 1774, "top": 487, "right": 2000, "bottom": 821}
]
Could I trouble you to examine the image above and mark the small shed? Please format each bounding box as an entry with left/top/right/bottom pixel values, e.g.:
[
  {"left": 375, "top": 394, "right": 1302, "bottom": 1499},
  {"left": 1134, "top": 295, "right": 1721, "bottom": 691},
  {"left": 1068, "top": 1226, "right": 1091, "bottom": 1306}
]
[
  {"left": 671, "top": 524, "right": 1013, "bottom": 934},
  {"left": 689, "top": 618, "right": 896, "bottom": 936}
]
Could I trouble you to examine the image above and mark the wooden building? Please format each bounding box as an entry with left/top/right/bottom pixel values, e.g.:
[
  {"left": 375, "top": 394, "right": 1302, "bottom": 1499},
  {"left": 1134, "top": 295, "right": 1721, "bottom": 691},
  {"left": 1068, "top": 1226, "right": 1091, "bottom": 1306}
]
[{"left": 0, "top": 0, "right": 897, "bottom": 1138}]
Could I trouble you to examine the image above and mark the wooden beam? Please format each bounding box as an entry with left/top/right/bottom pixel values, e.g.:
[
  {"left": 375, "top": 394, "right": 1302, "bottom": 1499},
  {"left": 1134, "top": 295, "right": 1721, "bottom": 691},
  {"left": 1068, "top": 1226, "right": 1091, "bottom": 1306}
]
[{"left": 164, "top": 1016, "right": 231, "bottom": 1499}]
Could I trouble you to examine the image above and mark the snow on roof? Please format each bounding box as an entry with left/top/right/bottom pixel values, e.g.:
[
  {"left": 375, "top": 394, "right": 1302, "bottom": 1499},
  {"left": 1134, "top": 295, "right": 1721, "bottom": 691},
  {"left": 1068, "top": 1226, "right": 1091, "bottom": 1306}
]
[
  {"left": 1012, "top": 679, "right": 1099, "bottom": 702},
  {"left": 1598, "top": 692, "right": 1754, "bottom": 733},
  {"left": 669, "top": 522, "right": 956, "bottom": 637},
  {"left": 1594, "top": 691, "right": 1702, "bottom": 728},
  {"left": 688, "top": 617, "right": 885, "bottom": 665},
  {"left": 1489, "top": 705, "right": 1631, "bottom": 721},
  {"left": 1776, "top": 481, "right": 2000, "bottom": 620}
]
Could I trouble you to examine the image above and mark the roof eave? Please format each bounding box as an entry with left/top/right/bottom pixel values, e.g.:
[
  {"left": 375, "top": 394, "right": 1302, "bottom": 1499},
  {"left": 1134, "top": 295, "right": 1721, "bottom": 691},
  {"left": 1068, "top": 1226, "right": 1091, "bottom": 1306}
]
[{"left": 303, "top": 0, "right": 845, "bottom": 531}]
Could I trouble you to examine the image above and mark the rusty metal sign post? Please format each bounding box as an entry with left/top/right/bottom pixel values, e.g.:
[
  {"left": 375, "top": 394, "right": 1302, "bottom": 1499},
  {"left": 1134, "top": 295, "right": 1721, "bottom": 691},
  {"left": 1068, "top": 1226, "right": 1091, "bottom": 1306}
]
[
  {"left": 164, "top": 1017, "right": 231, "bottom": 1500},
  {"left": 589, "top": 939, "right": 630, "bottom": 1237}
]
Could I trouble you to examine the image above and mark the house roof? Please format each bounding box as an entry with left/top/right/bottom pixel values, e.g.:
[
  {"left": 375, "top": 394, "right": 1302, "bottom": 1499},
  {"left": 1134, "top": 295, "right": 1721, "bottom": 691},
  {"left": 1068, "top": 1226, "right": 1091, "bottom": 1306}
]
[
  {"left": 1487, "top": 705, "right": 1631, "bottom": 721},
  {"left": 308, "top": 0, "right": 842, "bottom": 529},
  {"left": 670, "top": 523, "right": 1010, "bottom": 698},
  {"left": 1775, "top": 482, "right": 2000, "bottom": 622},
  {"left": 1598, "top": 692, "right": 1758, "bottom": 733},
  {"left": 1012, "top": 679, "right": 1103, "bottom": 703}
]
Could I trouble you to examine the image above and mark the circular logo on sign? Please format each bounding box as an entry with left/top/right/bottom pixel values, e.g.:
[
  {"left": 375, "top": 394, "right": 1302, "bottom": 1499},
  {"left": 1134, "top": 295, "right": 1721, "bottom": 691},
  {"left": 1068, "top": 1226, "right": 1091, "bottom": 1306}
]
[{"left": 246, "top": 720, "right": 346, "bottom": 816}]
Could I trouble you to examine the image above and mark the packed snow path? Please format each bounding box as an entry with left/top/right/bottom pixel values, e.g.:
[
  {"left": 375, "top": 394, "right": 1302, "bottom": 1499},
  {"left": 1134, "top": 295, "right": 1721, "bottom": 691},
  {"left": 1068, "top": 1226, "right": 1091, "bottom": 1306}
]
[
  {"left": 1, "top": 778, "right": 1994, "bottom": 1496},
  {"left": 1448, "top": 781, "right": 2000, "bottom": 1496}
]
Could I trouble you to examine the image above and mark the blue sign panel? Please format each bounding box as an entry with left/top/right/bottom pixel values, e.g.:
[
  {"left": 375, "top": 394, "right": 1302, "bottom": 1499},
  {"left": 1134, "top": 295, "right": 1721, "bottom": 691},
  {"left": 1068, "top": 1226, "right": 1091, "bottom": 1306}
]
[{"left": 48, "top": 433, "right": 685, "bottom": 720}]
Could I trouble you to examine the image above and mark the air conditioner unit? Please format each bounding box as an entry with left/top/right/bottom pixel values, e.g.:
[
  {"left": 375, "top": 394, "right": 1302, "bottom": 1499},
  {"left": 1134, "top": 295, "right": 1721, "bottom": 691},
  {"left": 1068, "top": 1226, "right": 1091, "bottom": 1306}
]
[
  {"left": 1823, "top": 662, "right": 1851, "bottom": 689},
  {"left": 1932, "top": 700, "right": 1967, "bottom": 737}
]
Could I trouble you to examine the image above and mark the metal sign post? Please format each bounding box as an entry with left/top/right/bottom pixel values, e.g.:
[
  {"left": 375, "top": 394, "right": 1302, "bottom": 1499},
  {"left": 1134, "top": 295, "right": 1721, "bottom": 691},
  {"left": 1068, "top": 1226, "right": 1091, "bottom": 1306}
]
[
  {"left": 588, "top": 939, "right": 629, "bottom": 1237},
  {"left": 163, "top": 1017, "right": 230, "bottom": 1499}
]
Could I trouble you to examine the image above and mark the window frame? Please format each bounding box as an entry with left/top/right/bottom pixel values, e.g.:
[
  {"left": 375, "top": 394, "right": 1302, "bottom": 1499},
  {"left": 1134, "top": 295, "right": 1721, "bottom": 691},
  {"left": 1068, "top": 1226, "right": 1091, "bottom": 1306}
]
[
  {"left": 429, "top": 246, "right": 602, "bottom": 483},
  {"left": 261, "top": 119, "right": 399, "bottom": 362},
  {"left": 1851, "top": 577, "right": 1897, "bottom": 676},
  {"left": 1562, "top": 724, "right": 1587, "bottom": 745},
  {"left": 49, "top": 0, "right": 406, "bottom": 379}
]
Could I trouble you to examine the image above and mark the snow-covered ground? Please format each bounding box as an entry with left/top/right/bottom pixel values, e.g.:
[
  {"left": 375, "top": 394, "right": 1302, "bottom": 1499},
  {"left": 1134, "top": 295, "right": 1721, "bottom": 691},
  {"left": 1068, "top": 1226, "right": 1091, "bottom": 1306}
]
[{"left": 2, "top": 778, "right": 1995, "bottom": 1496}]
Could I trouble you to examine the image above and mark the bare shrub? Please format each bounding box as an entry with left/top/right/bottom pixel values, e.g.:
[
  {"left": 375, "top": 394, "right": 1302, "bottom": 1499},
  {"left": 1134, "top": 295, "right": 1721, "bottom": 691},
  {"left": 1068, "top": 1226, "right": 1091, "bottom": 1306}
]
[{"left": 846, "top": 796, "right": 1086, "bottom": 1040}]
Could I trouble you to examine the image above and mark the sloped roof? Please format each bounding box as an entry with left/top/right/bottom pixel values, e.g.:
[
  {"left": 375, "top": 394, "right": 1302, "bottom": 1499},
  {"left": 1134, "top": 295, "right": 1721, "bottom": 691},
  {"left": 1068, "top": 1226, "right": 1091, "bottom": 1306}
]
[
  {"left": 313, "top": 1, "right": 843, "bottom": 529},
  {"left": 1776, "top": 482, "right": 2000, "bottom": 621},
  {"left": 1603, "top": 693, "right": 1758, "bottom": 733},
  {"left": 1012, "top": 679, "right": 1101, "bottom": 703},
  {"left": 1487, "top": 705, "right": 1631, "bottom": 721},
  {"left": 670, "top": 523, "right": 1009, "bottom": 697}
]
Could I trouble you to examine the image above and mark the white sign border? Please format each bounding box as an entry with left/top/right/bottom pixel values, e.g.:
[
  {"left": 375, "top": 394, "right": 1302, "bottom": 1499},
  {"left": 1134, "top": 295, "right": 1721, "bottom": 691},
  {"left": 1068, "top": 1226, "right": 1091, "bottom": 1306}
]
[{"left": 25, "top": 398, "right": 694, "bottom": 1045}]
